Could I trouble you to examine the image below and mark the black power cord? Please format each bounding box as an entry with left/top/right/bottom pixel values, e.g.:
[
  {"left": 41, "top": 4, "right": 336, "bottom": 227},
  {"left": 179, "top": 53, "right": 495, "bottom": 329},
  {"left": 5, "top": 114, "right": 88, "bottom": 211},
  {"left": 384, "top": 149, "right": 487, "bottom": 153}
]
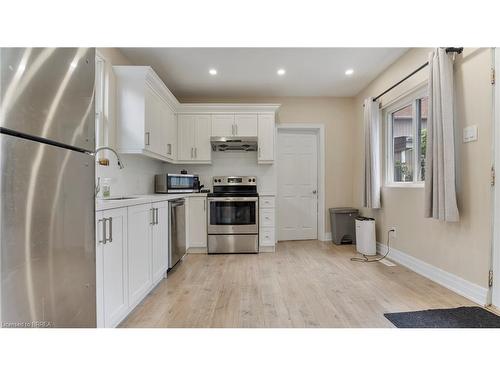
[{"left": 350, "top": 229, "right": 395, "bottom": 263}]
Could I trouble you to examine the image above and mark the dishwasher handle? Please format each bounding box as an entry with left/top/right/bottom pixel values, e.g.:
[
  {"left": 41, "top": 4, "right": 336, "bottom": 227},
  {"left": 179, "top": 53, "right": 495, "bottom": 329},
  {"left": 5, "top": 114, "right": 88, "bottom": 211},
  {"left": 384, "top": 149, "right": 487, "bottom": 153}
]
[{"left": 170, "top": 198, "right": 185, "bottom": 207}]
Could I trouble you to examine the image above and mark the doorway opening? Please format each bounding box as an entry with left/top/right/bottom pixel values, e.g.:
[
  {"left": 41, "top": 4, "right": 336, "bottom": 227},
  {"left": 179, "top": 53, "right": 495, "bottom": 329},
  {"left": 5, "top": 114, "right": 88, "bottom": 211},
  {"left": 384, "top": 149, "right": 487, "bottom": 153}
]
[{"left": 276, "top": 124, "right": 325, "bottom": 241}]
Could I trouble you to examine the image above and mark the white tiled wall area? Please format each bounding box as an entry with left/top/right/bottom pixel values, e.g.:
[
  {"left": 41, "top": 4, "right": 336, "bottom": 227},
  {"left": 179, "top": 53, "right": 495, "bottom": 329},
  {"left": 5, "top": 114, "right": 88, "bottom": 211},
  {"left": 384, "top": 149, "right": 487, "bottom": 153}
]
[
  {"left": 96, "top": 151, "right": 276, "bottom": 197},
  {"left": 163, "top": 151, "right": 277, "bottom": 193},
  {"left": 96, "top": 154, "right": 164, "bottom": 197}
]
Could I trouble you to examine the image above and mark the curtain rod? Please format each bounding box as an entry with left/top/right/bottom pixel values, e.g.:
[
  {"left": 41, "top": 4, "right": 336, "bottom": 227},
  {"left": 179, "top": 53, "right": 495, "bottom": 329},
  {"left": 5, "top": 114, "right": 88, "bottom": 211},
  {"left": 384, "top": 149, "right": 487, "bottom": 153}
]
[{"left": 372, "top": 47, "right": 463, "bottom": 102}]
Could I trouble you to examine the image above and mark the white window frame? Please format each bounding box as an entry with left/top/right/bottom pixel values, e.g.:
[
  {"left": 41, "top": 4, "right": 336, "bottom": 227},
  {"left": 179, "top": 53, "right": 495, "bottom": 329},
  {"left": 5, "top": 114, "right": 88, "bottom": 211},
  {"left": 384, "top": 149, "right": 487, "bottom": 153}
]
[{"left": 384, "top": 86, "right": 427, "bottom": 188}]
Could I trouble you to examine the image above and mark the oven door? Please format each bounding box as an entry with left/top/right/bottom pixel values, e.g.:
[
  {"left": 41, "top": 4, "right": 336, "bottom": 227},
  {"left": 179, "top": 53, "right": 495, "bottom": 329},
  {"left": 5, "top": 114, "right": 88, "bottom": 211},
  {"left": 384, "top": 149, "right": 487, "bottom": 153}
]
[{"left": 207, "top": 197, "right": 258, "bottom": 234}]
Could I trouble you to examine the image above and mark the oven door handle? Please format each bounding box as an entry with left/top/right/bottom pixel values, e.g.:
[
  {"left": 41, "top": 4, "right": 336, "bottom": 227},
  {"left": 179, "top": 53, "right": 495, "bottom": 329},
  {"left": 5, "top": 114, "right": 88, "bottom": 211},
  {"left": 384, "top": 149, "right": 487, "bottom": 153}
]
[{"left": 207, "top": 197, "right": 259, "bottom": 202}]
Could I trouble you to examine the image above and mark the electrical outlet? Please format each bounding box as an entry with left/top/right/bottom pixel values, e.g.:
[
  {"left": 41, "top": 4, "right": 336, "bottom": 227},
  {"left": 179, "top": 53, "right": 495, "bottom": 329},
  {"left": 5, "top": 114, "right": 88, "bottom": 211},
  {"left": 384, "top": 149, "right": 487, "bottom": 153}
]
[{"left": 389, "top": 226, "right": 397, "bottom": 238}]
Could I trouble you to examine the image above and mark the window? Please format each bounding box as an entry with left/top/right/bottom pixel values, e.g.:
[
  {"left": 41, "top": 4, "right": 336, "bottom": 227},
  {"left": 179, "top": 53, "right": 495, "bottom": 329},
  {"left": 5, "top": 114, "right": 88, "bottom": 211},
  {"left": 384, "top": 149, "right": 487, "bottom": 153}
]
[
  {"left": 95, "top": 54, "right": 105, "bottom": 148},
  {"left": 385, "top": 89, "right": 428, "bottom": 185}
]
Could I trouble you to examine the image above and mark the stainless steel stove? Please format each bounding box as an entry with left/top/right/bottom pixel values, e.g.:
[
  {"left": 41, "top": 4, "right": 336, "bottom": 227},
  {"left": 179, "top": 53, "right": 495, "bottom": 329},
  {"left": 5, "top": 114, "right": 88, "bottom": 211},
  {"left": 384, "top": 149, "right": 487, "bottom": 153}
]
[{"left": 207, "top": 176, "right": 259, "bottom": 254}]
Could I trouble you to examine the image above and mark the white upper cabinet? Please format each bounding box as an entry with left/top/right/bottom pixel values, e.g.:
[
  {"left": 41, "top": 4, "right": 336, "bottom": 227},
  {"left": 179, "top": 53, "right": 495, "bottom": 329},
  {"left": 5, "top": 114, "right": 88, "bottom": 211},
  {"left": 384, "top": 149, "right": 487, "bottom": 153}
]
[
  {"left": 165, "top": 110, "right": 177, "bottom": 161},
  {"left": 144, "top": 85, "right": 168, "bottom": 156},
  {"left": 114, "top": 66, "right": 178, "bottom": 162},
  {"left": 113, "top": 67, "right": 279, "bottom": 164},
  {"left": 211, "top": 113, "right": 258, "bottom": 137},
  {"left": 178, "top": 114, "right": 211, "bottom": 163},
  {"left": 258, "top": 114, "right": 275, "bottom": 163},
  {"left": 234, "top": 114, "right": 258, "bottom": 136},
  {"left": 211, "top": 114, "right": 235, "bottom": 137}
]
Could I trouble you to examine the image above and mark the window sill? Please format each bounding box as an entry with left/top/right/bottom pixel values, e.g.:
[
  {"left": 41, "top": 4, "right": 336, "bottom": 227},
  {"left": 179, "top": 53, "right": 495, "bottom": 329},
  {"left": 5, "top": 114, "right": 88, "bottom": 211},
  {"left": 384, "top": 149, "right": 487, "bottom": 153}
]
[{"left": 385, "top": 182, "right": 424, "bottom": 189}]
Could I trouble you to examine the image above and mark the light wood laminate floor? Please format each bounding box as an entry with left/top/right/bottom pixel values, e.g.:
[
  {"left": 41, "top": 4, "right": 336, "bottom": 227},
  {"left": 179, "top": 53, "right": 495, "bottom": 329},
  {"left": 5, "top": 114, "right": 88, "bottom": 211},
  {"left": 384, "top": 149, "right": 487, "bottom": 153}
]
[{"left": 120, "top": 240, "right": 475, "bottom": 328}]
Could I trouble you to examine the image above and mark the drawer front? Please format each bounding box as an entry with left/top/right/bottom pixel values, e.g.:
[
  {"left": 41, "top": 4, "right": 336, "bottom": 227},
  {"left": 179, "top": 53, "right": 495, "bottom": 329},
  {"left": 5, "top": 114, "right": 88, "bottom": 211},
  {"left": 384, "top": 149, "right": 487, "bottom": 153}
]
[
  {"left": 260, "top": 228, "right": 275, "bottom": 246},
  {"left": 260, "top": 208, "right": 275, "bottom": 227},
  {"left": 260, "top": 196, "right": 275, "bottom": 208}
]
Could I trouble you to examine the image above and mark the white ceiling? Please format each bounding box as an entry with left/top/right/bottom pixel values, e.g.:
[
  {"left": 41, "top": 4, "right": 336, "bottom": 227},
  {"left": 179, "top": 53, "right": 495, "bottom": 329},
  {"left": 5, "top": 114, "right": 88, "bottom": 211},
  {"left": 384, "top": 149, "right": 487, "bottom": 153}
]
[{"left": 119, "top": 48, "right": 408, "bottom": 99}]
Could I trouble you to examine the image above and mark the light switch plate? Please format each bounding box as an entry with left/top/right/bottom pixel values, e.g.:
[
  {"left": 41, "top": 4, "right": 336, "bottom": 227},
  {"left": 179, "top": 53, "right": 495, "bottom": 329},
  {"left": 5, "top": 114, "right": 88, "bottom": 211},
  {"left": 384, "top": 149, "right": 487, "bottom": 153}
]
[{"left": 463, "top": 125, "right": 478, "bottom": 143}]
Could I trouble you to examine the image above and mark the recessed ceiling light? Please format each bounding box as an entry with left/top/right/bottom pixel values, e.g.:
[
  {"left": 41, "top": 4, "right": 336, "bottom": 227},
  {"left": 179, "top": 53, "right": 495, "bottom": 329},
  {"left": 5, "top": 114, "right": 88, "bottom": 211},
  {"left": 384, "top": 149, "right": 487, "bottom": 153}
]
[
  {"left": 345, "top": 69, "right": 354, "bottom": 76},
  {"left": 209, "top": 69, "right": 217, "bottom": 76},
  {"left": 277, "top": 68, "right": 286, "bottom": 76}
]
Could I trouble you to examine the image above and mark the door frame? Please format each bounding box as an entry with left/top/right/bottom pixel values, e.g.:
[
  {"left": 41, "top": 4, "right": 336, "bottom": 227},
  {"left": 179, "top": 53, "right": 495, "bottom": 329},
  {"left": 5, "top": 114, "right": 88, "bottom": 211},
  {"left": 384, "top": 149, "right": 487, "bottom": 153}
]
[
  {"left": 276, "top": 123, "right": 326, "bottom": 241},
  {"left": 492, "top": 48, "right": 500, "bottom": 307}
]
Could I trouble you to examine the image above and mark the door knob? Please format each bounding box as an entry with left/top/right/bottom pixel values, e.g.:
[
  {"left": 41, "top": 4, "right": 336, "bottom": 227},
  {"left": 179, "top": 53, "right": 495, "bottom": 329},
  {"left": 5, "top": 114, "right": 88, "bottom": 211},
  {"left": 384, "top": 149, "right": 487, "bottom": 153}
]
[{"left": 312, "top": 190, "right": 317, "bottom": 194}]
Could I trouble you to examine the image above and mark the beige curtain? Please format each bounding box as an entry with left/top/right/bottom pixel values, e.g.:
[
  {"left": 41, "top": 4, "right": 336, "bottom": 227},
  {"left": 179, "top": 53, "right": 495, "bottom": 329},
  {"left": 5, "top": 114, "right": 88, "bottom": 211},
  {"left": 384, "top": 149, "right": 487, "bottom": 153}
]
[
  {"left": 363, "top": 98, "right": 381, "bottom": 209},
  {"left": 424, "top": 48, "right": 459, "bottom": 221}
]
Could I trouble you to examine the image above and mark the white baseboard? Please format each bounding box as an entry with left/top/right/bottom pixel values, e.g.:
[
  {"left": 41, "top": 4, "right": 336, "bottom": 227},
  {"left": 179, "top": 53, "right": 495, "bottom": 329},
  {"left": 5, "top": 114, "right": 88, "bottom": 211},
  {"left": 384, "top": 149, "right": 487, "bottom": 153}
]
[
  {"left": 187, "top": 247, "right": 207, "bottom": 254},
  {"left": 323, "top": 232, "right": 332, "bottom": 241},
  {"left": 376, "top": 242, "right": 488, "bottom": 306}
]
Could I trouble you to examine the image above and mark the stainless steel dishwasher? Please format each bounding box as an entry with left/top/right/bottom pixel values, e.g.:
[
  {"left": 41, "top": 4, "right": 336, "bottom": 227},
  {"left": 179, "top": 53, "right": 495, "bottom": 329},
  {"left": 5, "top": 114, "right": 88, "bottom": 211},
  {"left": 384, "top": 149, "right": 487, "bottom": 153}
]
[{"left": 168, "top": 198, "right": 186, "bottom": 270}]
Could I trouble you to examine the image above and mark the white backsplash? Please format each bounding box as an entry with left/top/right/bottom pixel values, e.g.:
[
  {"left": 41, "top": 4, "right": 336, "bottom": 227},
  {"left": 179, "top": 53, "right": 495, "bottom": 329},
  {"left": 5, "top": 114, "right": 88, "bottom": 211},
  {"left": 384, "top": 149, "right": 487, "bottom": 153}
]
[
  {"left": 96, "top": 151, "right": 277, "bottom": 197},
  {"left": 163, "top": 151, "right": 277, "bottom": 194},
  {"left": 96, "top": 154, "right": 164, "bottom": 197}
]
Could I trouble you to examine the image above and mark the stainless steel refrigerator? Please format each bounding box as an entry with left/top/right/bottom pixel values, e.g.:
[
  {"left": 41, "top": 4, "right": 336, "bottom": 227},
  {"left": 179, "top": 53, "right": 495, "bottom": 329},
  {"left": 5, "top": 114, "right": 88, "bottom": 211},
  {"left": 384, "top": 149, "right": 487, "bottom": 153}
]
[{"left": 0, "top": 48, "right": 96, "bottom": 327}]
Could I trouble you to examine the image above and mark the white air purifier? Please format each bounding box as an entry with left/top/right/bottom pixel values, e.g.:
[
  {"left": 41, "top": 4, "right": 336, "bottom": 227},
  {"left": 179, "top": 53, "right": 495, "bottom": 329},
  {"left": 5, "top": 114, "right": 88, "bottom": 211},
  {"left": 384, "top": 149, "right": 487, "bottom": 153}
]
[{"left": 355, "top": 218, "right": 376, "bottom": 256}]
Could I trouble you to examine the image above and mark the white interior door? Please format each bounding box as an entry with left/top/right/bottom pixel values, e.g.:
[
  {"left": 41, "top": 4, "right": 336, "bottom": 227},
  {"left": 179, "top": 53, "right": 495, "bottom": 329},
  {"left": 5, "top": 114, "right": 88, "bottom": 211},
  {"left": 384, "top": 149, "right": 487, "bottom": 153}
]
[{"left": 277, "top": 131, "right": 318, "bottom": 240}]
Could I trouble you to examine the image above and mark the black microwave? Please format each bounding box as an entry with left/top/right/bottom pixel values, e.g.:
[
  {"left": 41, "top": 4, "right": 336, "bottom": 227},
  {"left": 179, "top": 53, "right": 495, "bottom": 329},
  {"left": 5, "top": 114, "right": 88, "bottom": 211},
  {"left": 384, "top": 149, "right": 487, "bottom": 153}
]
[{"left": 155, "top": 173, "right": 200, "bottom": 193}]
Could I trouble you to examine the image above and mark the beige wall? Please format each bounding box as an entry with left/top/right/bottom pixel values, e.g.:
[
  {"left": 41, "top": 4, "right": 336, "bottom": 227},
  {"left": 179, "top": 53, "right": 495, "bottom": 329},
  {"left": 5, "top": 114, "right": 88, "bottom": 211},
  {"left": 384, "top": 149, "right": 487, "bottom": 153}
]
[
  {"left": 353, "top": 48, "right": 493, "bottom": 288},
  {"left": 180, "top": 96, "right": 356, "bottom": 233}
]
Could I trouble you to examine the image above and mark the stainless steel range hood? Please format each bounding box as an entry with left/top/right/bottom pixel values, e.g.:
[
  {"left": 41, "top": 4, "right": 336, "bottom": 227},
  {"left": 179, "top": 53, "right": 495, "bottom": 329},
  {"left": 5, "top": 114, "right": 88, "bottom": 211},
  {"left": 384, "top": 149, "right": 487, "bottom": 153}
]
[{"left": 210, "top": 136, "right": 258, "bottom": 152}]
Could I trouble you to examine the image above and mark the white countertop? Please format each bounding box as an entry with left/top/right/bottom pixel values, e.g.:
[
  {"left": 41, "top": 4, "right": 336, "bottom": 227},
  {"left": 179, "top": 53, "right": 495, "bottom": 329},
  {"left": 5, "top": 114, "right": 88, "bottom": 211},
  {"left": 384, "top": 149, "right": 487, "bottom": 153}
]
[{"left": 96, "top": 193, "right": 208, "bottom": 211}]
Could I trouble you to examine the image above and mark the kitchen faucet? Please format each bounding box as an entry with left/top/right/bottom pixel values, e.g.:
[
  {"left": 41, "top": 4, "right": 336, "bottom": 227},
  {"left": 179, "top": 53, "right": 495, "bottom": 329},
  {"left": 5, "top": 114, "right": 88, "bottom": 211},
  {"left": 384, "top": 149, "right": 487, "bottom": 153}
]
[{"left": 94, "top": 146, "right": 125, "bottom": 196}]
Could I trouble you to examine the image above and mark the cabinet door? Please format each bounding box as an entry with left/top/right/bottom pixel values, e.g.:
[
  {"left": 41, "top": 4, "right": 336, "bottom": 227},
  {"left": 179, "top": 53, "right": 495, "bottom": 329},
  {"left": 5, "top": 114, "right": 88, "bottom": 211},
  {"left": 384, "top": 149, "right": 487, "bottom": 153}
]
[
  {"left": 258, "top": 114, "right": 275, "bottom": 163},
  {"left": 188, "top": 197, "right": 207, "bottom": 248},
  {"left": 145, "top": 85, "right": 166, "bottom": 156},
  {"left": 178, "top": 114, "right": 195, "bottom": 160},
  {"left": 95, "top": 212, "right": 105, "bottom": 328},
  {"left": 96, "top": 208, "right": 128, "bottom": 328},
  {"left": 152, "top": 201, "right": 169, "bottom": 283},
  {"left": 194, "top": 115, "right": 212, "bottom": 161},
  {"left": 211, "top": 114, "right": 235, "bottom": 136},
  {"left": 235, "top": 114, "right": 258, "bottom": 136},
  {"left": 165, "top": 109, "right": 177, "bottom": 161},
  {"left": 127, "top": 203, "right": 153, "bottom": 307}
]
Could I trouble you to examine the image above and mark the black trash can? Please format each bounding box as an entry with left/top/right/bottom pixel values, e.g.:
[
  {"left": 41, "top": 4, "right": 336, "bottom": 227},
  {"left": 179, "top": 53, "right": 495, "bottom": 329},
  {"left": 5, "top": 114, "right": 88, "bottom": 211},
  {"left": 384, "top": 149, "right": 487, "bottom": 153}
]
[{"left": 329, "top": 207, "right": 359, "bottom": 245}]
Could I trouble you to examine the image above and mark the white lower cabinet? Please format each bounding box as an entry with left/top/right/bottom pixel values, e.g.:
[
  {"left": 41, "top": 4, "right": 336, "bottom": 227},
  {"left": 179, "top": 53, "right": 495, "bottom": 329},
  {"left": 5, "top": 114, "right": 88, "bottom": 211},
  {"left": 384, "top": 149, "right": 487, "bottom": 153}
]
[
  {"left": 127, "top": 203, "right": 153, "bottom": 307},
  {"left": 96, "top": 200, "right": 170, "bottom": 328},
  {"left": 187, "top": 196, "right": 207, "bottom": 250},
  {"left": 152, "top": 200, "right": 169, "bottom": 283},
  {"left": 96, "top": 208, "right": 128, "bottom": 328},
  {"left": 259, "top": 194, "right": 276, "bottom": 251}
]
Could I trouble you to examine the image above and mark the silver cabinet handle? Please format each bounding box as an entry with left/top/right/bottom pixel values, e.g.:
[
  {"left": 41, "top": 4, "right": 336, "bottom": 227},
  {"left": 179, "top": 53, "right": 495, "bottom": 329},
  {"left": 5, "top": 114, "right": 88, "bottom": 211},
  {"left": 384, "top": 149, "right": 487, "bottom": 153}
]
[
  {"left": 98, "top": 219, "right": 106, "bottom": 244},
  {"left": 191, "top": 147, "right": 194, "bottom": 159},
  {"left": 145, "top": 132, "right": 150, "bottom": 146},
  {"left": 155, "top": 208, "right": 159, "bottom": 225},
  {"left": 258, "top": 147, "right": 262, "bottom": 157},
  {"left": 108, "top": 217, "right": 113, "bottom": 243},
  {"left": 150, "top": 208, "right": 155, "bottom": 225},
  {"left": 312, "top": 190, "right": 317, "bottom": 194},
  {"left": 167, "top": 143, "right": 172, "bottom": 155},
  {"left": 232, "top": 124, "right": 235, "bottom": 135},
  {"left": 195, "top": 147, "right": 197, "bottom": 159},
  {"left": 236, "top": 124, "right": 238, "bottom": 135}
]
